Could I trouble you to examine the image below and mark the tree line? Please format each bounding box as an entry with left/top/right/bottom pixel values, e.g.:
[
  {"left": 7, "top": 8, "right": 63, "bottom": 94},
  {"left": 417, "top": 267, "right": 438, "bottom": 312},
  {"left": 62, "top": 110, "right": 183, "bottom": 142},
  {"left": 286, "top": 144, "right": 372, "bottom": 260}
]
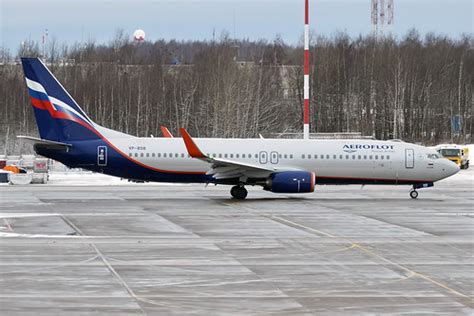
[{"left": 0, "top": 30, "right": 472, "bottom": 154}]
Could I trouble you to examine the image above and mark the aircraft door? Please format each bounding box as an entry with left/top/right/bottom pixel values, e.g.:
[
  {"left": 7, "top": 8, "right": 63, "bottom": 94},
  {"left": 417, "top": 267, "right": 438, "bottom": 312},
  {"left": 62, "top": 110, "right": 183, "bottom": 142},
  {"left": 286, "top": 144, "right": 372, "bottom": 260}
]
[
  {"left": 97, "top": 146, "right": 107, "bottom": 167},
  {"left": 270, "top": 151, "right": 279, "bottom": 164},
  {"left": 405, "top": 148, "right": 414, "bottom": 169}
]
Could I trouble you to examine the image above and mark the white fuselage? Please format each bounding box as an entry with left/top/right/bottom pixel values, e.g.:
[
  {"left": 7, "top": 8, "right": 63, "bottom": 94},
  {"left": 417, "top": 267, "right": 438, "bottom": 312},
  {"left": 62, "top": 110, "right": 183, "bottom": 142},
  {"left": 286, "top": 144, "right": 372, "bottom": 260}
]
[{"left": 109, "top": 136, "right": 459, "bottom": 184}]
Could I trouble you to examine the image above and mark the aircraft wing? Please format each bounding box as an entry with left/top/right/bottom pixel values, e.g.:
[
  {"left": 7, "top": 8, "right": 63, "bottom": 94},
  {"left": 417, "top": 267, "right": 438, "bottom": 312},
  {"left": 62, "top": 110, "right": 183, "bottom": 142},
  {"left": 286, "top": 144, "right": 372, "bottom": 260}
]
[
  {"left": 204, "top": 157, "right": 277, "bottom": 180},
  {"left": 180, "top": 128, "right": 279, "bottom": 180}
]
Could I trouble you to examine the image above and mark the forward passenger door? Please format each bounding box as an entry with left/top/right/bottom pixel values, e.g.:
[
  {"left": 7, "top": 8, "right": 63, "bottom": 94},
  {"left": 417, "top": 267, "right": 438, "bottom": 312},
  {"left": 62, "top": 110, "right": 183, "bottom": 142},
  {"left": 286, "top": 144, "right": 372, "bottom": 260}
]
[{"left": 405, "top": 149, "right": 414, "bottom": 169}]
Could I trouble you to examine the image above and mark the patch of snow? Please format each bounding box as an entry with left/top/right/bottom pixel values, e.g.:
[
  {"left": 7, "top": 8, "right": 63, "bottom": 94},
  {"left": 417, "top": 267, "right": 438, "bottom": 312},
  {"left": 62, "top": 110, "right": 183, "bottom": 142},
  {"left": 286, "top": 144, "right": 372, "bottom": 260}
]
[{"left": 47, "top": 172, "right": 189, "bottom": 186}]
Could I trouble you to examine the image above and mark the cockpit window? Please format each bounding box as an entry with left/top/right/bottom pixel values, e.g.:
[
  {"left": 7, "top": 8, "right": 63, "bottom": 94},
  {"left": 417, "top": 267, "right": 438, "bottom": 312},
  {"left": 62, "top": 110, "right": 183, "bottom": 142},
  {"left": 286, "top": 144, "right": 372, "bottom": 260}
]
[{"left": 427, "top": 153, "right": 442, "bottom": 159}]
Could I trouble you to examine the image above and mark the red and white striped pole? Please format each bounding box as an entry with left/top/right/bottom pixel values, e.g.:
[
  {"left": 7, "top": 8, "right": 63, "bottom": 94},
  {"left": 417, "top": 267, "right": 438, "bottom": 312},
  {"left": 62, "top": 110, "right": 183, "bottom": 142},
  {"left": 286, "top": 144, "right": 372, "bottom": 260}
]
[{"left": 303, "top": 0, "right": 310, "bottom": 139}]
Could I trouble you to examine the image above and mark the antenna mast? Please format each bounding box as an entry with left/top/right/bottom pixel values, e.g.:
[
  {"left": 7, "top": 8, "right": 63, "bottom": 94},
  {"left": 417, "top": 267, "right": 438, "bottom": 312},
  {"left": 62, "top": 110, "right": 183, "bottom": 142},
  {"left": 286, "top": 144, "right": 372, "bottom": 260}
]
[
  {"left": 371, "top": 0, "right": 394, "bottom": 37},
  {"left": 303, "top": 0, "right": 310, "bottom": 139}
]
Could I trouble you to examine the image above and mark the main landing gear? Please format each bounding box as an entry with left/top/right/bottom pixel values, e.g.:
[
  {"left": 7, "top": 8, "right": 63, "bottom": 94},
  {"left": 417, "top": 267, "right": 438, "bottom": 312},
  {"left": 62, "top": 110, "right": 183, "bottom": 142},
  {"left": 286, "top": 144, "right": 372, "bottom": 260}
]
[
  {"left": 230, "top": 185, "right": 248, "bottom": 200},
  {"left": 409, "top": 188, "right": 419, "bottom": 199}
]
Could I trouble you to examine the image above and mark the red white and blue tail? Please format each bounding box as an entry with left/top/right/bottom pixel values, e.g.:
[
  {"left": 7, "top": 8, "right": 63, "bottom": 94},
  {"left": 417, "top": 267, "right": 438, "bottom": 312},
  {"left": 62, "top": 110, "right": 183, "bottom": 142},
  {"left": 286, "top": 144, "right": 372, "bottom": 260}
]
[{"left": 21, "top": 58, "right": 99, "bottom": 142}]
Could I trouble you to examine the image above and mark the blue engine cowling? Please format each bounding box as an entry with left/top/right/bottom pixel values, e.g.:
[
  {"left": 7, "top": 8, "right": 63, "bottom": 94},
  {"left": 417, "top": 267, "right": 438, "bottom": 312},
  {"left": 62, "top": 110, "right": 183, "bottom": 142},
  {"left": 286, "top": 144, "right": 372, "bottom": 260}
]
[{"left": 265, "top": 171, "right": 315, "bottom": 193}]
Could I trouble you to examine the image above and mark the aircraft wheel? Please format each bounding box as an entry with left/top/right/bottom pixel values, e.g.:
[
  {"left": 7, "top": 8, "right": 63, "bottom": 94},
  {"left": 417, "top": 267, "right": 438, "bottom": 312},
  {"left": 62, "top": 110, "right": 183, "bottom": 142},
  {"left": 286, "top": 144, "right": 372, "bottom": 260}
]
[
  {"left": 231, "top": 186, "right": 248, "bottom": 200},
  {"left": 410, "top": 190, "right": 418, "bottom": 199}
]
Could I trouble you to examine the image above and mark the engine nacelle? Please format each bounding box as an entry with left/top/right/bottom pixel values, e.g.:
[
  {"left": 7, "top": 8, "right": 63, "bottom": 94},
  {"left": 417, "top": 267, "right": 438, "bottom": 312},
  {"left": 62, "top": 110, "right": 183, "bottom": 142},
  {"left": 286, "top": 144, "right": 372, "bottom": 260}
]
[{"left": 265, "top": 171, "right": 315, "bottom": 193}]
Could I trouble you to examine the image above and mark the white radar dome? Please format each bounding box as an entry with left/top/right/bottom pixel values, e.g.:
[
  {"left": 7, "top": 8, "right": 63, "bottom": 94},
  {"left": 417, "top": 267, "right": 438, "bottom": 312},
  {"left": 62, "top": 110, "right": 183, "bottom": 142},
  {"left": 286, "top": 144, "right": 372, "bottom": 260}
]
[{"left": 133, "top": 29, "right": 146, "bottom": 42}]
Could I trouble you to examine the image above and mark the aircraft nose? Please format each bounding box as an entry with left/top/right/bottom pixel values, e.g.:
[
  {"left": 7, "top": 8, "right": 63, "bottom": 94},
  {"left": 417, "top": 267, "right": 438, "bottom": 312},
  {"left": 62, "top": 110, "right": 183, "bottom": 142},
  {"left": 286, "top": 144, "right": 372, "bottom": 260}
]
[{"left": 443, "top": 159, "right": 460, "bottom": 177}]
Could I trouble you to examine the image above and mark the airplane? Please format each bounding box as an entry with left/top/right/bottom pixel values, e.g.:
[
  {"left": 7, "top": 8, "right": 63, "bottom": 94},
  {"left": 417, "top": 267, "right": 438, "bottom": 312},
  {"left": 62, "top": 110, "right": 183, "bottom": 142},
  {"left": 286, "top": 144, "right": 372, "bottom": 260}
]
[{"left": 18, "top": 57, "right": 459, "bottom": 199}]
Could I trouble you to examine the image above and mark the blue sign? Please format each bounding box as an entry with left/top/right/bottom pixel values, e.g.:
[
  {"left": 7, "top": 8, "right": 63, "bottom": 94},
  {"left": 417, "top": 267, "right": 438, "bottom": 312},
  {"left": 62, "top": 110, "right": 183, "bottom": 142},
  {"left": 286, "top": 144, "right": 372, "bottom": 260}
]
[{"left": 452, "top": 115, "right": 461, "bottom": 134}]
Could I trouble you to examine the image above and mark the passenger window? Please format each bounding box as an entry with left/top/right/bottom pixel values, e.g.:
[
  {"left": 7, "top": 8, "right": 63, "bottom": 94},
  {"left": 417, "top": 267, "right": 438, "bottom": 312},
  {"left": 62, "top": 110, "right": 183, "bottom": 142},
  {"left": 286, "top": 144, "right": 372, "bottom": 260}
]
[
  {"left": 163, "top": 153, "right": 167, "bottom": 158},
  {"left": 152, "top": 153, "right": 155, "bottom": 157},
  {"left": 375, "top": 155, "right": 378, "bottom": 160},
  {"left": 346, "top": 155, "right": 349, "bottom": 159},
  {"left": 278, "top": 154, "right": 282, "bottom": 158},
  {"left": 224, "top": 154, "right": 228, "bottom": 158},
  {"left": 314, "top": 154, "right": 318, "bottom": 159},
  {"left": 326, "top": 155, "right": 330, "bottom": 159},
  {"left": 255, "top": 154, "right": 258, "bottom": 158},
  {"left": 284, "top": 154, "right": 288, "bottom": 159},
  {"left": 352, "top": 155, "right": 356, "bottom": 160},
  {"left": 289, "top": 154, "right": 293, "bottom": 159},
  {"left": 236, "top": 154, "right": 239, "bottom": 158},
  {"left": 357, "top": 155, "right": 361, "bottom": 160},
  {"left": 169, "top": 153, "right": 172, "bottom": 157},
  {"left": 386, "top": 155, "right": 390, "bottom": 160},
  {"left": 321, "top": 155, "right": 324, "bottom": 159},
  {"left": 158, "top": 153, "right": 161, "bottom": 158},
  {"left": 369, "top": 155, "right": 372, "bottom": 160},
  {"left": 140, "top": 153, "right": 144, "bottom": 158},
  {"left": 363, "top": 155, "right": 367, "bottom": 160},
  {"left": 230, "top": 154, "right": 233, "bottom": 158},
  {"left": 339, "top": 155, "right": 343, "bottom": 159},
  {"left": 218, "top": 154, "right": 222, "bottom": 158},
  {"left": 381, "top": 155, "right": 384, "bottom": 160},
  {"left": 146, "top": 153, "right": 149, "bottom": 158},
  {"left": 333, "top": 155, "right": 336, "bottom": 159},
  {"left": 302, "top": 154, "right": 305, "bottom": 159},
  {"left": 129, "top": 153, "right": 132, "bottom": 157},
  {"left": 181, "top": 153, "right": 185, "bottom": 158},
  {"left": 242, "top": 154, "right": 246, "bottom": 158}
]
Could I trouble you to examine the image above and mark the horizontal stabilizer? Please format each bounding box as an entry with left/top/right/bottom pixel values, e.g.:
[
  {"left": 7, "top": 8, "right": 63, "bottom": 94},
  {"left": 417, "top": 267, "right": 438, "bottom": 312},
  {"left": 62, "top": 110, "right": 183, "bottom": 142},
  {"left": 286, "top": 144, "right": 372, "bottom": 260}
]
[{"left": 17, "top": 135, "right": 72, "bottom": 150}]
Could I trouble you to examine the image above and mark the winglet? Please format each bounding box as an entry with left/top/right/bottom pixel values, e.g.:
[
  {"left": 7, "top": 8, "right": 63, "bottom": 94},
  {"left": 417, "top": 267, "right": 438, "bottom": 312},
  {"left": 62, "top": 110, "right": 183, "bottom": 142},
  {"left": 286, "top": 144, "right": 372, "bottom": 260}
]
[
  {"left": 180, "top": 128, "right": 206, "bottom": 158},
  {"left": 161, "top": 126, "right": 173, "bottom": 138}
]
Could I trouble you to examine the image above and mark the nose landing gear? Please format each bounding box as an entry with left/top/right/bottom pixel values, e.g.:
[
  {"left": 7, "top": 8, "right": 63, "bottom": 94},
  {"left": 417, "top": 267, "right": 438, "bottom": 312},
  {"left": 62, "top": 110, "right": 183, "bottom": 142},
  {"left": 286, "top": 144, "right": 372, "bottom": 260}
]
[
  {"left": 409, "top": 182, "right": 434, "bottom": 199},
  {"left": 230, "top": 185, "right": 248, "bottom": 200}
]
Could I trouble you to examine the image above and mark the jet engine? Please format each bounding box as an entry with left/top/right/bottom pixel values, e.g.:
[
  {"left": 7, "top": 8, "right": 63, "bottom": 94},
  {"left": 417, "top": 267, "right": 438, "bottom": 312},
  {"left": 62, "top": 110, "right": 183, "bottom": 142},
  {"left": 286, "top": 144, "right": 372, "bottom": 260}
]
[{"left": 264, "top": 171, "right": 315, "bottom": 193}]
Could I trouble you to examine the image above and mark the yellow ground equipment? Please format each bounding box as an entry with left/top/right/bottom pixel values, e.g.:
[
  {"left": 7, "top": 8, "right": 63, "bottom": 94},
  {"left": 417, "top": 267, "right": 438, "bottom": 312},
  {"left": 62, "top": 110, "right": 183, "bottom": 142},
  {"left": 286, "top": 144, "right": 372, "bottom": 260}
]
[{"left": 436, "top": 145, "right": 469, "bottom": 169}]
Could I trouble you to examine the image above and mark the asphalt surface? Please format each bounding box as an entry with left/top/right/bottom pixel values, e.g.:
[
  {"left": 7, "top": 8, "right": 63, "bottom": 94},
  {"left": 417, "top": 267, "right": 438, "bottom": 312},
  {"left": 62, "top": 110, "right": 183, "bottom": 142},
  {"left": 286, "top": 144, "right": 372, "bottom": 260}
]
[{"left": 0, "top": 171, "right": 473, "bottom": 315}]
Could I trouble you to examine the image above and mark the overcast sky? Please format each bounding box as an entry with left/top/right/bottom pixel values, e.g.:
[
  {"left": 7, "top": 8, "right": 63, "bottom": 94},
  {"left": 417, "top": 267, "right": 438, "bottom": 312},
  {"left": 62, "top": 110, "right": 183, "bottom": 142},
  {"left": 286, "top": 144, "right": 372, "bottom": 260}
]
[{"left": 1, "top": 0, "right": 472, "bottom": 53}]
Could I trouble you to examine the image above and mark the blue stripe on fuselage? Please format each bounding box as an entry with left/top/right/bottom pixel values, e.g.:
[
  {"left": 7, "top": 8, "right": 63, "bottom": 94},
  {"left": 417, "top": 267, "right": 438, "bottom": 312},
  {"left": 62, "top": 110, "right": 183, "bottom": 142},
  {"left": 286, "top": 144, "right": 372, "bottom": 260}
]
[{"left": 35, "top": 135, "right": 212, "bottom": 184}]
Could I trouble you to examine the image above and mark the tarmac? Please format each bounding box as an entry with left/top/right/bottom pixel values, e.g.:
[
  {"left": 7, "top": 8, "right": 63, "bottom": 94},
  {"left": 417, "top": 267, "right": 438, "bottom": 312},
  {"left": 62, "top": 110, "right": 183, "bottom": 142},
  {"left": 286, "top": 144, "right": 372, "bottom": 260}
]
[{"left": 0, "top": 171, "right": 473, "bottom": 315}]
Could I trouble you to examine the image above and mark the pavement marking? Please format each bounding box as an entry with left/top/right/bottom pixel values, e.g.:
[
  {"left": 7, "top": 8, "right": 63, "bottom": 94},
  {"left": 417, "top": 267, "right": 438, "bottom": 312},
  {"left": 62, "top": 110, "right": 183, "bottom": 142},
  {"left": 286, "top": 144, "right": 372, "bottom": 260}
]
[
  {"left": 0, "top": 213, "right": 61, "bottom": 218},
  {"left": 3, "top": 218, "right": 13, "bottom": 232},
  {"left": 269, "top": 215, "right": 336, "bottom": 238},
  {"left": 350, "top": 243, "right": 469, "bottom": 298},
  {"left": 0, "top": 255, "right": 99, "bottom": 275},
  {"left": 60, "top": 215, "right": 153, "bottom": 315},
  {"left": 227, "top": 203, "right": 470, "bottom": 299}
]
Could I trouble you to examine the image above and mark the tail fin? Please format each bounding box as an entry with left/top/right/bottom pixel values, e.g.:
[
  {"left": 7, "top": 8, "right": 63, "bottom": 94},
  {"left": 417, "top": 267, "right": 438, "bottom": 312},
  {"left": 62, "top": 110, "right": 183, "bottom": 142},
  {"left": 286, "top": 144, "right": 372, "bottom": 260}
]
[{"left": 21, "top": 58, "right": 99, "bottom": 142}]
